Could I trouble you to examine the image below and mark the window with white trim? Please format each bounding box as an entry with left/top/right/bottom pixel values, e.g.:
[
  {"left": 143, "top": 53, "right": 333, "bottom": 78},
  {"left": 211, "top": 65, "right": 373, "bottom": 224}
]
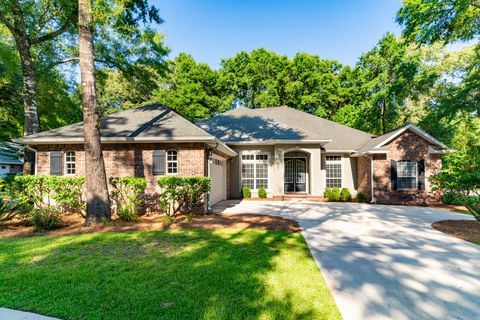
[
  {"left": 397, "top": 160, "right": 417, "bottom": 190},
  {"left": 65, "top": 151, "right": 76, "bottom": 175},
  {"left": 325, "top": 155, "right": 342, "bottom": 188},
  {"left": 166, "top": 150, "right": 178, "bottom": 174},
  {"left": 241, "top": 153, "right": 269, "bottom": 190}
]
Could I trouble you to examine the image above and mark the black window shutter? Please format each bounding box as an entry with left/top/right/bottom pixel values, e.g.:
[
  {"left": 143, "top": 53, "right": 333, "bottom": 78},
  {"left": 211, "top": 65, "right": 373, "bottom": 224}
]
[
  {"left": 391, "top": 160, "right": 397, "bottom": 190},
  {"left": 418, "top": 159, "right": 425, "bottom": 190},
  {"left": 50, "top": 151, "right": 62, "bottom": 176},
  {"left": 152, "top": 150, "right": 165, "bottom": 175}
]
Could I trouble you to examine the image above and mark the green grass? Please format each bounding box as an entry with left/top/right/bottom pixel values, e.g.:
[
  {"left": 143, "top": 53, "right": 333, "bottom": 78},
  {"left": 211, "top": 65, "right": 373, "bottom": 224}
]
[{"left": 0, "top": 229, "right": 340, "bottom": 320}]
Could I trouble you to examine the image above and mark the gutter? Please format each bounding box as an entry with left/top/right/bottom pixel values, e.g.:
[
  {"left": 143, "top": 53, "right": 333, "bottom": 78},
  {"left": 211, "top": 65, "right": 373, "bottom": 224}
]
[{"left": 226, "top": 139, "right": 332, "bottom": 146}]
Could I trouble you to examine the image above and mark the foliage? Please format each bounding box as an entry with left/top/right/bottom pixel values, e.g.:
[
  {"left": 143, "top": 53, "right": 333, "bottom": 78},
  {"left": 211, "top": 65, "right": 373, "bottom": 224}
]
[
  {"left": 0, "top": 197, "right": 21, "bottom": 225},
  {"left": 242, "top": 186, "right": 252, "bottom": 199},
  {"left": 0, "top": 230, "right": 341, "bottom": 319},
  {"left": 258, "top": 188, "right": 267, "bottom": 199},
  {"left": 8, "top": 176, "right": 85, "bottom": 216},
  {"left": 397, "top": 0, "right": 480, "bottom": 44},
  {"left": 340, "top": 188, "right": 352, "bottom": 202},
  {"left": 29, "top": 206, "right": 61, "bottom": 232},
  {"left": 157, "top": 176, "right": 211, "bottom": 216},
  {"left": 356, "top": 193, "right": 367, "bottom": 203},
  {"left": 429, "top": 119, "right": 480, "bottom": 220},
  {"left": 154, "top": 53, "right": 233, "bottom": 122},
  {"left": 109, "top": 177, "right": 147, "bottom": 221},
  {"left": 323, "top": 188, "right": 341, "bottom": 201}
]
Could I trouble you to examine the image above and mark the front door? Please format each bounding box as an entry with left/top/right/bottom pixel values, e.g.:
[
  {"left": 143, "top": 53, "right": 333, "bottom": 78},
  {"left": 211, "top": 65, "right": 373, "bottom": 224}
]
[{"left": 284, "top": 158, "right": 307, "bottom": 193}]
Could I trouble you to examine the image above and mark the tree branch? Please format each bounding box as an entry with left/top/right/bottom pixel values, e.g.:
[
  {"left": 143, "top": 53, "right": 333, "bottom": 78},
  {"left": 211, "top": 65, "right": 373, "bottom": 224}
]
[
  {"left": 38, "top": 56, "right": 119, "bottom": 74},
  {"left": 30, "top": 20, "right": 71, "bottom": 45}
]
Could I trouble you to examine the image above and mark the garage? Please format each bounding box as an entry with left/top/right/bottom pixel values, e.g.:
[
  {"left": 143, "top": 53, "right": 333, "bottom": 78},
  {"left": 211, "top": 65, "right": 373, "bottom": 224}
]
[{"left": 209, "top": 155, "right": 227, "bottom": 205}]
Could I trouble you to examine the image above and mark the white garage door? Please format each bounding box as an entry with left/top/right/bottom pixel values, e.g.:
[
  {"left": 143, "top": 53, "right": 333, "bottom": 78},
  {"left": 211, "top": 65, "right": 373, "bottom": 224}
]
[{"left": 209, "top": 156, "right": 227, "bottom": 205}]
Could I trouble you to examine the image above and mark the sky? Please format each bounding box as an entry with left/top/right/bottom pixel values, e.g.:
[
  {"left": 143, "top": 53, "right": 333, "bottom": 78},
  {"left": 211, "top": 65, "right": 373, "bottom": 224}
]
[{"left": 151, "top": 0, "right": 405, "bottom": 68}]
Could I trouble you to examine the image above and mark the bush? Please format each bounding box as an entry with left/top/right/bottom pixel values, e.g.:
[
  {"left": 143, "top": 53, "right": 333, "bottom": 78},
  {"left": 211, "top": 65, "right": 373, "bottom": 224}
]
[
  {"left": 323, "top": 187, "right": 340, "bottom": 201},
  {"left": 8, "top": 176, "right": 86, "bottom": 215},
  {"left": 157, "top": 176, "right": 211, "bottom": 216},
  {"left": 258, "top": 188, "right": 267, "bottom": 198},
  {"left": 30, "top": 206, "right": 61, "bottom": 232},
  {"left": 242, "top": 187, "right": 251, "bottom": 199},
  {"left": 109, "top": 177, "right": 147, "bottom": 221},
  {"left": 0, "top": 198, "right": 21, "bottom": 225},
  {"left": 356, "top": 193, "right": 367, "bottom": 203},
  {"left": 340, "top": 188, "right": 352, "bottom": 201}
]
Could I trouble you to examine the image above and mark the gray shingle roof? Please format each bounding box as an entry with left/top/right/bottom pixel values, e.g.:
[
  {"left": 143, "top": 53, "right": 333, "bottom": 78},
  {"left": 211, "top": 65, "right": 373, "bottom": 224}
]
[
  {"left": 199, "top": 106, "right": 375, "bottom": 151},
  {"left": 16, "top": 104, "right": 215, "bottom": 143},
  {"left": 0, "top": 143, "right": 23, "bottom": 165}
]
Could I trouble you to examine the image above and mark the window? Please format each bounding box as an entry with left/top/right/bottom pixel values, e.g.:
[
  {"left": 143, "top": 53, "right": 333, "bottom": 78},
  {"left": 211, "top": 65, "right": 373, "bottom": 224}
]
[
  {"left": 397, "top": 160, "right": 417, "bottom": 190},
  {"left": 241, "top": 153, "right": 269, "bottom": 190},
  {"left": 65, "top": 151, "right": 76, "bottom": 175},
  {"left": 325, "top": 156, "right": 342, "bottom": 188},
  {"left": 166, "top": 150, "right": 178, "bottom": 174}
]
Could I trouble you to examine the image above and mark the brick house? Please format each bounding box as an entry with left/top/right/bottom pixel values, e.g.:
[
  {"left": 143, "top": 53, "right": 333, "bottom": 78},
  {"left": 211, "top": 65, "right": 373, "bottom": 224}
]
[{"left": 15, "top": 104, "right": 449, "bottom": 205}]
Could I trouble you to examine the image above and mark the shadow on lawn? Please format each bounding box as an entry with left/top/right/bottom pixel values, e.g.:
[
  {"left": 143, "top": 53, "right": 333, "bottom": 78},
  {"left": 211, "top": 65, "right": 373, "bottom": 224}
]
[{"left": 0, "top": 229, "right": 337, "bottom": 320}]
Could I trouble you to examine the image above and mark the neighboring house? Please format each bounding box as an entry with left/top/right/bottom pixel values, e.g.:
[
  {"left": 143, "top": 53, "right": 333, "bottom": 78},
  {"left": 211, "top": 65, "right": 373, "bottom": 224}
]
[
  {"left": 14, "top": 104, "right": 449, "bottom": 206},
  {"left": 0, "top": 143, "right": 23, "bottom": 177}
]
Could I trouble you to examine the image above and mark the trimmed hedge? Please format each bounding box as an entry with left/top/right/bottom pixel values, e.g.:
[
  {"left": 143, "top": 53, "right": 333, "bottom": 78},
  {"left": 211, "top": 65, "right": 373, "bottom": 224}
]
[
  {"left": 157, "top": 176, "right": 211, "bottom": 216},
  {"left": 242, "top": 187, "right": 251, "bottom": 199},
  {"left": 109, "top": 177, "right": 147, "bottom": 221}
]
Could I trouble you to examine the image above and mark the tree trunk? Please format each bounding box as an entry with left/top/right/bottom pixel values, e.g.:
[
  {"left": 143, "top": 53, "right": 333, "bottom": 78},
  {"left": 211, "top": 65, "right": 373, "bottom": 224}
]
[
  {"left": 78, "top": 0, "right": 111, "bottom": 223},
  {"left": 381, "top": 99, "right": 387, "bottom": 134},
  {"left": 9, "top": 1, "right": 39, "bottom": 174}
]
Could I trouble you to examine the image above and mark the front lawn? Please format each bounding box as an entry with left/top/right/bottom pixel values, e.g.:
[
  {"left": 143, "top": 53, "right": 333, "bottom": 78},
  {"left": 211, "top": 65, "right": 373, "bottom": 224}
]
[{"left": 0, "top": 229, "right": 340, "bottom": 320}]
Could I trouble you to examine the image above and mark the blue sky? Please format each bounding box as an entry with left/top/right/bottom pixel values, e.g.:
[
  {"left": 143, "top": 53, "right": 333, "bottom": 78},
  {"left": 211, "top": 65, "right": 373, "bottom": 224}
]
[{"left": 152, "top": 0, "right": 404, "bottom": 68}]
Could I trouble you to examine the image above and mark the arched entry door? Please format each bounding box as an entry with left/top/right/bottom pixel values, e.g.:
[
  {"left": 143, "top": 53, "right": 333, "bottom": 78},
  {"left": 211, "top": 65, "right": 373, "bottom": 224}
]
[{"left": 284, "top": 158, "right": 307, "bottom": 192}]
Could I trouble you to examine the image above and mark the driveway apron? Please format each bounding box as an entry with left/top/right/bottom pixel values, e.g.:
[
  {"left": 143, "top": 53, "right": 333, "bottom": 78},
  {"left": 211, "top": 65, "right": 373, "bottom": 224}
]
[{"left": 212, "top": 200, "right": 480, "bottom": 320}]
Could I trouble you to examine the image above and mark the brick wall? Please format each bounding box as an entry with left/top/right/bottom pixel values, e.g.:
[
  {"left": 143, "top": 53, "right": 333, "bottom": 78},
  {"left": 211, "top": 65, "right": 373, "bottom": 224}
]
[
  {"left": 356, "top": 156, "right": 371, "bottom": 201},
  {"left": 34, "top": 143, "right": 207, "bottom": 194},
  {"left": 372, "top": 130, "right": 442, "bottom": 205}
]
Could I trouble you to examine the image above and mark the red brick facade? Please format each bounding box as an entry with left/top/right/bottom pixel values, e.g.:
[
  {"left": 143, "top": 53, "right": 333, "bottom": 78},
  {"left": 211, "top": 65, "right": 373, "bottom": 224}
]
[
  {"left": 357, "top": 130, "right": 443, "bottom": 204},
  {"left": 34, "top": 143, "right": 207, "bottom": 193}
]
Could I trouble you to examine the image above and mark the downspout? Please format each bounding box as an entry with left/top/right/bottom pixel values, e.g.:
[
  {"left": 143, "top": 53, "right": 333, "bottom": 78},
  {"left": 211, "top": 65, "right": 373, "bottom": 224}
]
[{"left": 24, "top": 145, "right": 37, "bottom": 175}]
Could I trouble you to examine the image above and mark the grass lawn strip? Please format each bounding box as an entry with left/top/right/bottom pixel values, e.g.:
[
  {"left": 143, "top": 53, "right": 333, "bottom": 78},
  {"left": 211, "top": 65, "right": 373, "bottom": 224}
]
[{"left": 0, "top": 229, "right": 340, "bottom": 320}]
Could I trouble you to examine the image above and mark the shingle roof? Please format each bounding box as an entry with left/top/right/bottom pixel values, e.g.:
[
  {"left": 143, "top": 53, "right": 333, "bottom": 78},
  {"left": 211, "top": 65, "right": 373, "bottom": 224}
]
[
  {"left": 16, "top": 104, "right": 214, "bottom": 143},
  {"left": 0, "top": 143, "right": 23, "bottom": 165},
  {"left": 199, "top": 106, "right": 375, "bottom": 151}
]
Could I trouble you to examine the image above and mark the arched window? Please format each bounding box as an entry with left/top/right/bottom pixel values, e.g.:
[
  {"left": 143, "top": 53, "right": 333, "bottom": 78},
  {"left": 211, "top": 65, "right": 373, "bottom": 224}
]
[
  {"left": 166, "top": 150, "right": 178, "bottom": 174},
  {"left": 65, "top": 151, "right": 76, "bottom": 175},
  {"left": 397, "top": 160, "right": 416, "bottom": 190}
]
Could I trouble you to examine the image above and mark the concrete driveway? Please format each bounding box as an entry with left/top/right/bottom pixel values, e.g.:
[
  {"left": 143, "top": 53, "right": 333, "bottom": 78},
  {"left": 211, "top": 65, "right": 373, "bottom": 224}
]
[{"left": 211, "top": 200, "right": 480, "bottom": 320}]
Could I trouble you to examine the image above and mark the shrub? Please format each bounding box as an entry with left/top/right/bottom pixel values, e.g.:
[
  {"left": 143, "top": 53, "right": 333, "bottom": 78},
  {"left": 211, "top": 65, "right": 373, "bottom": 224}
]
[
  {"left": 258, "top": 188, "right": 267, "bottom": 198},
  {"left": 340, "top": 188, "right": 352, "bottom": 202},
  {"left": 356, "top": 193, "right": 367, "bottom": 203},
  {"left": 157, "top": 176, "right": 211, "bottom": 216},
  {"left": 0, "top": 198, "right": 21, "bottom": 225},
  {"left": 8, "top": 176, "right": 86, "bottom": 215},
  {"left": 30, "top": 206, "right": 61, "bottom": 232},
  {"left": 242, "top": 187, "right": 251, "bottom": 199},
  {"left": 323, "top": 187, "right": 340, "bottom": 201},
  {"left": 109, "top": 177, "right": 147, "bottom": 221}
]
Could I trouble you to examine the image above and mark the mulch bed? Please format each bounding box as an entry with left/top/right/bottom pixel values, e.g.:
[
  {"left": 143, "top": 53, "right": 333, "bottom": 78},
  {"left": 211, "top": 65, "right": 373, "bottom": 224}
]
[
  {"left": 432, "top": 219, "right": 480, "bottom": 243},
  {"left": 0, "top": 213, "right": 300, "bottom": 238}
]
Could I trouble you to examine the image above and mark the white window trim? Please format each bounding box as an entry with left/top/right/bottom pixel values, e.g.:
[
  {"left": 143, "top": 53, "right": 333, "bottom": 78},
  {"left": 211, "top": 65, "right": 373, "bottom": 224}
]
[
  {"left": 397, "top": 159, "right": 418, "bottom": 190},
  {"left": 324, "top": 154, "right": 343, "bottom": 189},
  {"left": 64, "top": 151, "right": 76, "bottom": 176},
  {"left": 239, "top": 150, "right": 271, "bottom": 191},
  {"left": 166, "top": 149, "right": 178, "bottom": 175}
]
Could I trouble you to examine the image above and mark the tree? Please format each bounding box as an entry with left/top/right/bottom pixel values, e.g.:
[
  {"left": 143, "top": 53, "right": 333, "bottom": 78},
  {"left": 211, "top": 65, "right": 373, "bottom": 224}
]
[
  {"left": 396, "top": 0, "right": 480, "bottom": 44},
  {"left": 0, "top": 0, "right": 77, "bottom": 173},
  {"left": 355, "top": 33, "right": 438, "bottom": 134},
  {"left": 154, "top": 53, "right": 233, "bottom": 122},
  {"left": 429, "top": 118, "right": 480, "bottom": 219},
  {"left": 78, "top": 0, "right": 110, "bottom": 223}
]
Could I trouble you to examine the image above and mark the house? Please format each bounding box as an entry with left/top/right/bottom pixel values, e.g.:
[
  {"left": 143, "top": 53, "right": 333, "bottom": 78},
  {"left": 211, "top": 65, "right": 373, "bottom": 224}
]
[
  {"left": 14, "top": 104, "right": 449, "bottom": 206},
  {"left": 0, "top": 143, "right": 24, "bottom": 178}
]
